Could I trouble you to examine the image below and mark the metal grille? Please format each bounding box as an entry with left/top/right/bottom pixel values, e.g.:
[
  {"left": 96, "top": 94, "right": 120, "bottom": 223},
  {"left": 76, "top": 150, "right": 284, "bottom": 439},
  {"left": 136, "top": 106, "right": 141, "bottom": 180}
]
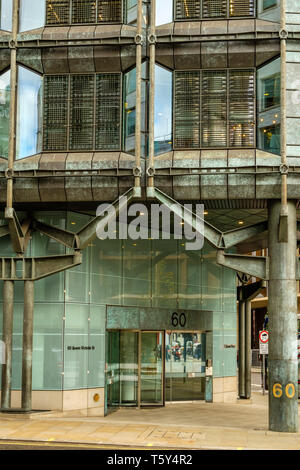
[
  {"left": 43, "top": 76, "right": 69, "bottom": 150},
  {"left": 229, "top": 70, "right": 255, "bottom": 147},
  {"left": 202, "top": 71, "right": 227, "bottom": 147},
  {"left": 174, "top": 69, "right": 255, "bottom": 150},
  {"left": 175, "top": 0, "right": 201, "bottom": 20},
  {"left": 72, "top": 0, "right": 96, "bottom": 23},
  {"left": 96, "top": 74, "right": 121, "bottom": 150},
  {"left": 202, "top": 0, "right": 226, "bottom": 18},
  {"left": 174, "top": 72, "right": 200, "bottom": 149},
  {"left": 46, "top": 0, "right": 70, "bottom": 24},
  {"left": 69, "top": 75, "right": 95, "bottom": 150},
  {"left": 98, "top": 0, "right": 122, "bottom": 22},
  {"left": 229, "top": 0, "right": 255, "bottom": 16}
]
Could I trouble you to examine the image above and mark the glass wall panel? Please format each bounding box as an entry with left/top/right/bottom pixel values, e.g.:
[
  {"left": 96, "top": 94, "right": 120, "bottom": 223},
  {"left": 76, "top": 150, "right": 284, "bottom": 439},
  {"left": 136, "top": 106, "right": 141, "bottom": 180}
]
[
  {"left": 32, "top": 303, "right": 64, "bottom": 390},
  {"left": 64, "top": 303, "right": 89, "bottom": 390},
  {"left": 0, "top": 0, "right": 12, "bottom": 31},
  {"left": 122, "top": 239, "right": 151, "bottom": 306},
  {"left": 88, "top": 305, "right": 106, "bottom": 388},
  {"left": 154, "top": 65, "right": 172, "bottom": 155},
  {"left": 19, "top": 0, "right": 45, "bottom": 32},
  {"left": 151, "top": 239, "right": 177, "bottom": 308},
  {"left": 16, "top": 66, "right": 43, "bottom": 159},
  {"left": 257, "top": 57, "right": 281, "bottom": 155},
  {"left": 0, "top": 70, "right": 10, "bottom": 159},
  {"left": 178, "top": 245, "right": 202, "bottom": 309}
]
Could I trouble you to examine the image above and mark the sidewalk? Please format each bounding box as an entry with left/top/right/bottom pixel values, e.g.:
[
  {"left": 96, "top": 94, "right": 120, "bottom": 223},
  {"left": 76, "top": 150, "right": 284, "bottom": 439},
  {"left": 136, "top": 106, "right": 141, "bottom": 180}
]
[{"left": 0, "top": 391, "right": 299, "bottom": 450}]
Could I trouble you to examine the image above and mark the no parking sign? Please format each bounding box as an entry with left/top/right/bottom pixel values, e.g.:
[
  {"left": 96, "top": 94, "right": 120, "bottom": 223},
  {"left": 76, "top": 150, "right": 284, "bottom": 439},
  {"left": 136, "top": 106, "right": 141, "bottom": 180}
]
[{"left": 259, "top": 330, "right": 269, "bottom": 355}]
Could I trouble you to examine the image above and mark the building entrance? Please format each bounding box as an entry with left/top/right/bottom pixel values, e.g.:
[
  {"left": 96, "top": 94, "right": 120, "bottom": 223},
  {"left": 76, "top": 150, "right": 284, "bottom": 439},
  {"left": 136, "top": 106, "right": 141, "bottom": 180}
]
[{"left": 105, "top": 329, "right": 206, "bottom": 414}]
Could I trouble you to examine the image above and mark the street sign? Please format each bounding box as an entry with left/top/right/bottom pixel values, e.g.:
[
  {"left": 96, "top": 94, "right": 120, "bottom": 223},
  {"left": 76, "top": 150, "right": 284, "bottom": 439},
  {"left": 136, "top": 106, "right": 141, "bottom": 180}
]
[{"left": 259, "top": 330, "right": 269, "bottom": 354}]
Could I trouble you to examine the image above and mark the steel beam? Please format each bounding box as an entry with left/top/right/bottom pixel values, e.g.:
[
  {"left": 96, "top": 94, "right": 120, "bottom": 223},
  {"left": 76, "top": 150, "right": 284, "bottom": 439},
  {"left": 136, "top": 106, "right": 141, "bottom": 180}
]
[
  {"left": 217, "top": 251, "right": 268, "bottom": 280},
  {"left": 1, "top": 281, "right": 14, "bottom": 410}
]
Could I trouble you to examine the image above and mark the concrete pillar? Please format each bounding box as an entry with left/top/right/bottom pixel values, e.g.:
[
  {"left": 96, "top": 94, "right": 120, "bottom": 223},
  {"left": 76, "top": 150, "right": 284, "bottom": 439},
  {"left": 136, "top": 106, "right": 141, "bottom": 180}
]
[
  {"left": 1, "top": 281, "right": 14, "bottom": 410},
  {"left": 21, "top": 280, "right": 34, "bottom": 411},
  {"left": 245, "top": 299, "right": 252, "bottom": 399},
  {"left": 238, "top": 300, "right": 245, "bottom": 398},
  {"left": 268, "top": 200, "right": 298, "bottom": 432}
]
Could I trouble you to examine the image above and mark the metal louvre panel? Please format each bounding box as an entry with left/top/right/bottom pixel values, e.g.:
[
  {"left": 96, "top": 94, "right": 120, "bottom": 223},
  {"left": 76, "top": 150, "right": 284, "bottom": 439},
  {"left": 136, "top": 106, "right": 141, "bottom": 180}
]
[
  {"left": 175, "top": 0, "right": 201, "bottom": 20},
  {"left": 96, "top": 74, "right": 121, "bottom": 150},
  {"left": 229, "top": 70, "right": 255, "bottom": 147},
  {"left": 69, "top": 75, "right": 95, "bottom": 150},
  {"left": 72, "top": 0, "right": 96, "bottom": 23},
  {"left": 229, "top": 0, "right": 255, "bottom": 17},
  {"left": 202, "top": 71, "right": 227, "bottom": 147},
  {"left": 46, "top": 0, "right": 70, "bottom": 24},
  {"left": 202, "top": 0, "right": 226, "bottom": 18},
  {"left": 43, "top": 76, "right": 69, "bottom": 151},
  {"left": 98, "top": 0, "right": 122, "bottom": 22},
  {"left": 174, "top": 71, "right": 200, "bottom": 149}
]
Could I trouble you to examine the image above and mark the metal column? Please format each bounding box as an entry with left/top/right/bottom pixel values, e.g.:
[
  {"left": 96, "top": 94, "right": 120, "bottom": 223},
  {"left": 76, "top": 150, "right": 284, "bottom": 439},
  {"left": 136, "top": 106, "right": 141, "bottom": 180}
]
[
  {"left": 245, "top": 299, "right": 252, "bottom": 399},
  {"left": 21, "top": 280, "right": 34, "bottom": 411},
  {"left": 238, "top": 300, "right": 245, "bottom": 398},
  {"left": 1, "top": 281, "right": 14, "bottom": 410},
  {"left": 268, "top": 200, "right": 298, "bottom": 432}
]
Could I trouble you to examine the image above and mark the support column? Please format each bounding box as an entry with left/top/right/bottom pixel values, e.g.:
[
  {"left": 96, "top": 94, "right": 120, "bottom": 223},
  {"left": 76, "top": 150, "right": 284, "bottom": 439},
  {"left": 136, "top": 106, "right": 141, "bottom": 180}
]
[
  {"left": 245, "top": 299, "right": 252, "bottom": 399},
  {"left": 1, "top": 281, "right": 14, "bottom": 410},
  {"left": 21, "top": 280, "right": 34, "bottom": 411},
  {"left": 238, "top": 300, "right": 245, "bottom": 398},
  {"left": 268, "top": 200, "right": 298, "bottom": 432}
]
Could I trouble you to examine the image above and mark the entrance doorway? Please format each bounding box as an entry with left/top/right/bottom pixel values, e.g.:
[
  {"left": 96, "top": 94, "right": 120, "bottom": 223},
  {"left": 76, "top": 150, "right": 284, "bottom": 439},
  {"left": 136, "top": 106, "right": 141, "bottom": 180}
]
[{"left": 106, "top": 329, "right": 207, "bottom": 414}]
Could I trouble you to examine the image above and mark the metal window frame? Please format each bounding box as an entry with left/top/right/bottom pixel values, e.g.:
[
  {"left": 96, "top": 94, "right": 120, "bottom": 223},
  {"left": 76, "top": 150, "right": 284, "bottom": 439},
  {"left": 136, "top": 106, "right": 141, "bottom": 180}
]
[{"left": 173, "top": 67, "right": 256, "bottom": 151}]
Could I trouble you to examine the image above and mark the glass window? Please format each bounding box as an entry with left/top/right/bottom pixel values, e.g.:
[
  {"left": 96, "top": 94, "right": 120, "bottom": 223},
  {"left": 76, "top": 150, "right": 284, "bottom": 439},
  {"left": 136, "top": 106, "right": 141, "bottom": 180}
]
[
  {"left": 154, "top": 65, "right": 172, "bottom": 155},
  {"left": 174, "top": 69, "right": 255, "bottom": 149},
  {"left": 257, "top": 57, "right": 281, "bottom": 155},
  {"left": 16, "top": 66, "right": 43, "bottom": 159},
  {"left": 123, "top": 64, "right": 147, "bottom": 157},
  {"left": 19, "top": 0, "right": 45, "bottom": 32},
  {"left": 0, "top": 0, "right": 12, "bottom": 31},
  {"left": 156, "top": 0, "right": 172, "bottom": 25},
  {"left": 263, "top": 0, "right": 277, "bottom": 10},
  {"left": 0, "top": 70, "right": 10, "bottom": 159}
]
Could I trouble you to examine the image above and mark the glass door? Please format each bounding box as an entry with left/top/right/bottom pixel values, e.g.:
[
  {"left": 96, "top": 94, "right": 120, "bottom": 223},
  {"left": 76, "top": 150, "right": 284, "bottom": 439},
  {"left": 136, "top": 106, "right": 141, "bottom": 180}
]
[
  {"left": 106, "top": 331, "right": 120, "bottom": 415},
  {"left": 140, "top": 331, "right": 164, "bottom": 406},
  {"left": 120, "top": 331, "right": 138, "bottom": 406}
]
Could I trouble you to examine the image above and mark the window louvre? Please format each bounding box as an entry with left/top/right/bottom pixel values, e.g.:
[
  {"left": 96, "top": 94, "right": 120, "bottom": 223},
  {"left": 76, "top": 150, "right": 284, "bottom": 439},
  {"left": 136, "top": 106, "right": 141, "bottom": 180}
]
[
  {"left": 174, "top": 71, "right": 200, "bottom": 149},
  {"left": 72, "top": 0, "right": 96, "bottom": 23},
  {"left": 46, "top": 0, "right": 123, "bottom": 24},
  {"left": 43, "top": 75, "right": 68, "bottom": 150},
  {"left": 98, "top": 0, "right": 123, "bottom": 22},
  {"left": 202, "top": 0, "right": 226, "bottom": 18},
  {"left": 229, "top": 0, "right": 254, "bottom": 16},
  {"left": 46, "top": 0, "right": 70, "bottom": 24},
  {"left": 202, "top": 71, "right": 227, "bottom": 147},
  {"left": 175, "top": 0, "right": 255, "bottom": 20},
  {"left": 174, "top": 69, "right": 255, "bottom": 150},
  {"left": 175, "top": 0, "right": 201, "bottom": 20},
  {"left": 229, "top": 70, "right": 255, "bottom": 147},
  {"left": 43, "top": 73, "right": 121, "bottom": 151},
  {"left": 96, "top": 74, "right": 121, "bottom": 150},
  {"left": 69, "top": 75, "right": 95, "bottom": 150}
]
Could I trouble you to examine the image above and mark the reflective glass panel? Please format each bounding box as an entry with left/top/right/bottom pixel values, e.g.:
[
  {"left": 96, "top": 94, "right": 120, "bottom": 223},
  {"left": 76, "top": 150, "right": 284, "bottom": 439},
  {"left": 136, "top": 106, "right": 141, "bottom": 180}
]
[
  {"left": 141, "top": 332, "right": 163, "bottom": 405},
  {"left": 0, "top": 70, "right": 10, "bottom": 159},
  {"left": 119, "top": 331, "right": 138, "bottom": 405},
  {"left": 156, "top": 0, "right": 173, "bottom": 25},
  {"left": 19, "top": 0, "right": 45, "bottom": 32},
  {"left": 16, "top": 66, "right": 43, "bottom": 159},
  {"left": 257, "top": 58, "right": 281, "bottom": 155},
  {"left": 154, "top": 65, "right": 172, "bottom": 155},
  {"left": 0, "top": 0, "right": 12, "bottom": 31}
]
